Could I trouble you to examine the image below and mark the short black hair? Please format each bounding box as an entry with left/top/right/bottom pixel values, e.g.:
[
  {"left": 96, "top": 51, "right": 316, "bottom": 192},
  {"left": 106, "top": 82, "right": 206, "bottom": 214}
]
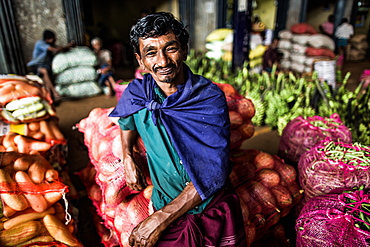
[
  {"left": 130, "top": 12, "right": 189, "bottom": 54},
  {"left": 43, "top": 30, "right": 55, "bottom": 40}
]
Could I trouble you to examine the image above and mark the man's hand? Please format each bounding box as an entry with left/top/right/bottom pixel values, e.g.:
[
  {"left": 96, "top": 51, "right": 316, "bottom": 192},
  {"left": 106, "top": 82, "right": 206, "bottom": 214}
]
[
  {"left": 128, "top": 182, "right": 202, "bottom": 247},
  {"left": 129, "top": 210, "right": 169, "bottom": 247},
  {"left": 124, "top": 154, "right": 147, "bottom": 191}
]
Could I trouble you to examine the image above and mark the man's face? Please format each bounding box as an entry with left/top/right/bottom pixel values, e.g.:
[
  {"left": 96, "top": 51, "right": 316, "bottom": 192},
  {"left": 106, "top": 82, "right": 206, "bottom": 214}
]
[
  {"left": 45, "top": 37, "right": 56, "bottom": 45},
  {"left": 135, "top": 32, "right": 187, "bottom": 84}
]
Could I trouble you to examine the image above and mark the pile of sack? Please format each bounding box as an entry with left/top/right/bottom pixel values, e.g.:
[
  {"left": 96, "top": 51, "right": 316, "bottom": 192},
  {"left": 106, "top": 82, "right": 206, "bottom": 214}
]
[
  {"left": 278, "top": 23, "right": 335, "bottom": 74},
  {"left": 348, "top": 34, "right": 369, "bottom": 61},
  {"left": 52, "top": 46, "right": 102, "bottom": 98}
]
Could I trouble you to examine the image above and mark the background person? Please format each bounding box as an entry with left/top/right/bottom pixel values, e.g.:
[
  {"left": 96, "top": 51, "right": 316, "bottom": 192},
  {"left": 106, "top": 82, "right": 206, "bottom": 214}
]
[
  {"left": 27, "top": 29, "right": 75, "bottom": 102},
  {"left": 320, "top": 14, "right": 335, "bottom": 38},
  {"left": 262, "top": 38, "right": 282, "bottom": 72},
  {"left": 109, "top": 12, "right": 246, "bottom": 247},
  {"left": 335, "top": 17, "right": 354, "bottom": 62},
  {"left": 91, "top": 37, "right": 116, "bottom": 97}
]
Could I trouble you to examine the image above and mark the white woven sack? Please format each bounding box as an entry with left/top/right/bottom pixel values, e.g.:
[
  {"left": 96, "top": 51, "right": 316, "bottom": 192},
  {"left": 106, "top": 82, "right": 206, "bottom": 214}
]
[
  {"left": 290, "top": 53, "right": 307, "bottom": 64},
  {"left": 278, "top": 30, "right": 293, "bottom": 40},
  {"left": 280, "top": 59, "right": 291, "bottom": 69},
  {"left": 278, "top": 39, "right": 292, "bottom": 50},
  {"left": 290, "top": 63, "right": 306, "bottom": 73},
  {"left": 278, "top": 49, "right": 291, "bottom": 59},
  {"left": 292, "top": 43, "right": 307, "bottom": 54},
  {"left": 292, "top": 34, "right": 311, "bottom": 45},
  {"left": 307, "top": 34, "right": 335, "bottom": 51}
]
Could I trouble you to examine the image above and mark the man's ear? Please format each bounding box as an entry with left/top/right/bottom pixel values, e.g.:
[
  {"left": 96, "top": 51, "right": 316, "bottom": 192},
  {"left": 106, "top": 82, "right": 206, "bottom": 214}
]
[
  {"left": 183, "top": 46, "right": 188, "bottom": 61},
  {"left": 135, "top": 53, "right": 144, "bottom": 68}
]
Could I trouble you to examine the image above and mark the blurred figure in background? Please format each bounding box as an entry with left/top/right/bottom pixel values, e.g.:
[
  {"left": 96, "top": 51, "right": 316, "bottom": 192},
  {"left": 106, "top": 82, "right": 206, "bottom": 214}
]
[
  {"left": 91, "top": 37, "right": 116, "bottom": 97},
  {"left": 262, "top": 38, "right": 282, "bottom": 73},
  {"left": 335, "top": 17, "right": 354, "bottom": 61},
  {"left": 27, "top": 29, "right": 75, "bottom": 102},
  {"left": 320, "top": 14, "right": 335, "bottom": 38}
]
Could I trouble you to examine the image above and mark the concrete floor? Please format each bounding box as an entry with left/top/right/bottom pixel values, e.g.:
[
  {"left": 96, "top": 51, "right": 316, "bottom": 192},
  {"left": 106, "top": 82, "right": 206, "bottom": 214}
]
[{"left": 54, "top": 59, "right": 369, "bottom": 246}]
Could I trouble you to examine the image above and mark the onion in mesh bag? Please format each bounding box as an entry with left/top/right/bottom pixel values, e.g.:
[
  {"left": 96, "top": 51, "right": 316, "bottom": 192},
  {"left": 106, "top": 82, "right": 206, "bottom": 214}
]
[
  {"left": 278, "top": 113, "right": 352, "bottom": 166},
  {"left": 298, "top": 139, "right": 370, "bottom": 204},
  {"left": 296, "top": 188, "right": 370, "bottom": 247}
]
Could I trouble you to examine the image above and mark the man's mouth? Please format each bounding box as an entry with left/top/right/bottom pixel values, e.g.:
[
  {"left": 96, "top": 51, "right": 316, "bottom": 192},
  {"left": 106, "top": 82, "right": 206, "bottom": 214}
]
[{"left": 155, "top": 65, "right": 176, "bottom": 74}]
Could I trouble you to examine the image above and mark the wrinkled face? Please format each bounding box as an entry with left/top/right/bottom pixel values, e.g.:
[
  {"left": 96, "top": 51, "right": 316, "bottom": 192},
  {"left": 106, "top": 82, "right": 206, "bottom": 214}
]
[{"left": 135, "top": 32, "right": 187, "bottom": 84}]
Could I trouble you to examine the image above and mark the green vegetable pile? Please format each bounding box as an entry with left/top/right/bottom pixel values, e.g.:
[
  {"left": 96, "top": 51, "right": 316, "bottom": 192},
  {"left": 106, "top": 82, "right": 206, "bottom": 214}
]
[{"left": 185, "top": 50, "right": 370, "bottom": 145}]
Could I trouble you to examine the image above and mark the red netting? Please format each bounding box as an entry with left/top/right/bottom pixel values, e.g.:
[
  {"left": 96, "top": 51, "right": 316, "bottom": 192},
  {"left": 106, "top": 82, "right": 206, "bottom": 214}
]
[
  {"left": 296, "top": 189, "right": 370, "bottom": 247},
  {"left": 278, "top": 113, "right": 352, "bottom": 166},
  {"left": 230, "top": 149, "right": 303, "bottom": 245},
  {"left": 298, "top": 139, "right": 370, "bottom": 205}
]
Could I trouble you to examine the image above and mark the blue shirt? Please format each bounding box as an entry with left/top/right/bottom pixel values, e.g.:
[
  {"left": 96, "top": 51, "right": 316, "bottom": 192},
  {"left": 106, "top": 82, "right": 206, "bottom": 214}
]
[{"left": 27, "top": 40, "right": 52, "bottom": 68}]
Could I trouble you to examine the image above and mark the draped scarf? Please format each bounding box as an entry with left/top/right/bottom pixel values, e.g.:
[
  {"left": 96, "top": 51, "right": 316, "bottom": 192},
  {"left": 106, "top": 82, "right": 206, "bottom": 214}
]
[{"left": 109, "top": 65, "right": 231, "bottom": 200}]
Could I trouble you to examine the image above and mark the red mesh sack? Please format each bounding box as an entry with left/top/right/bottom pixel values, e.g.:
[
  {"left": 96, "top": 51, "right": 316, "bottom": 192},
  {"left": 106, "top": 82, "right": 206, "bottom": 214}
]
[
  {"left": 290, "top": 23, "right": 317, "bottom": 34},
  {"left": 296, "top": 188, "right": 370, "bottom": 247},
  {"left": 306, "top": 47, "right": 336, "bottom": 59},
  {"left": 298, "top": 139, "right": 370, "bottom": 205},
  {"left": 114, "top": 185, "right": 153, "bottom": 247},
  {"left": 278, "top": 113, "right": 352, "bottom": 166},
  {"left": 230, "top": 149, "right": 303, "bottom": 245}
]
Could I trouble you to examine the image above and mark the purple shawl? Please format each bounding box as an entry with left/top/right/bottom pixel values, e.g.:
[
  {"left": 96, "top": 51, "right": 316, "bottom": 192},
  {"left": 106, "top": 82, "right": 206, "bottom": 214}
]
[{"left": 109, "top": 65, "right": 231, "bottom": 200}]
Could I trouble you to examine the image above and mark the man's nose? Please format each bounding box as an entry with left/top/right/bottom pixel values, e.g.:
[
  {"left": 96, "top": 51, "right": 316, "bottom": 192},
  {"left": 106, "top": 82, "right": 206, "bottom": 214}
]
[{"left": 157, "top": 51, "right": 170, "bottom": 67}]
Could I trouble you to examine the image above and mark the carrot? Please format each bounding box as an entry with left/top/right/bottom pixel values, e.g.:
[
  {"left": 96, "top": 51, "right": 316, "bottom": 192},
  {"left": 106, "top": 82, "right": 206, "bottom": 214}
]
[
  {"left": 43, "top": 214, "right": 80, "bottom": 247},
  {"left": 0, "top": 169, "right": 29, "bottom": 211},
  {"left": 27, "top": 121, "right": 40, "bottom": 132},
  {"left": 13, "top": 135, "right": 51, "bottom": 154},
  {"left": 0, "top": 152, "right": 23, "bottom": 168},
  {"left": 44, "top": 191, "right": 63, "bottom": 206},
  {"left": 255, "top": 168, "right": 281, "bottom": 188},
  {"left": 39, "top": 120, "right": 56, "bottom": 141},
  {"left": 13, "top": 235, "right": 54, "bottom": 247},
  {"left": 53, "top": 202, "right": 66, "bottom": 222},
  {"left": 45, "top": 169, "right": 59, "bottom": 182},
  {"left": 2, "top": 203, "right": 17, "bottom": 218},
  {"left": 14, "top": 171, "right": 48, "bottom": 212},
  {"left": 13, "top": 155, "right": 32, "bottom": 171},
  {"left": 2, "top": 132, "right": 17, "bottom": 151},
  {"left": 47, "top": 117, "right": 65, "bottom": 141},
  {"left": 3, "top": 206, "right": 55, "bottom": 230},
  {"left": 27, "top": 154, "right": 53, "bottom": 183}
]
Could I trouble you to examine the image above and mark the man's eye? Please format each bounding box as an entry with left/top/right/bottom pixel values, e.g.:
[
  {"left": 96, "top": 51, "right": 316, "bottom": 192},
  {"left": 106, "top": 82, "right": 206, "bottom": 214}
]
[
  {"left": 146, "top": 51, "right": 156, "bottom": 56},
  {"left": 167, "top": 47, "right": 178, "bottom": 52}
]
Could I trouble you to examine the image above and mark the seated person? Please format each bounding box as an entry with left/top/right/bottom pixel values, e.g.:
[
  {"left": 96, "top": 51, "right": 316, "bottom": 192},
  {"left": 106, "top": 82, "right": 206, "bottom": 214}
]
[
  {"left": 91, "top": 37, "right": 116, "bottom": 97},
  {"left": 27, "top": 29, "right": 75, "bottom": 102},
  {"left": 262, "top": 38, "right": 282, "bottom": 72}
]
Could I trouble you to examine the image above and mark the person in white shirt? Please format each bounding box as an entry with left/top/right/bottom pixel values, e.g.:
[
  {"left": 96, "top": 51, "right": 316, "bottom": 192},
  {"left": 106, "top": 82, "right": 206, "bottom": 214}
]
[{"left": 335, "top": 17, "right": 354, "bottom": 61}]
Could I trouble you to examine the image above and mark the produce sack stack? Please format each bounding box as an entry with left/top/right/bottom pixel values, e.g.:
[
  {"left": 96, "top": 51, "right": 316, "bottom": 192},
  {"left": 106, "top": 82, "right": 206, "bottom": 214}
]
[
  {"left": 348, "top": 34, "right": 368, "bottom": 62},
  {"left": 0, "top": 152, "right": 81, "bottom": 247},
  {"left": 77, "top": 107, "right": 151, "bottom": 247},
  {"left": 204, "top": 28, "right": 233, "bottom": 60},
  {"left": 277, "top": 29, "right": 293, "bottom": 70},
  {"left": 52, "top": 46, "right": 102, "bottom": 98},
  {"left": 278, "top": 113, "right": 352, "bottom": 166},
  {"left": 296, "top": 187, "right": 370, "bottom": 247},
  {"left": 214, "top": 82, "right": 255, "bottom": 150},
  {"left": 298, "top": 139, "right": 370, "bottom": 207},
  {"left": 249, "top": 45, "right": 266, "bottom": 72},
  {"left": 229, "top": 149, "right": 303, "bottom": 246}
]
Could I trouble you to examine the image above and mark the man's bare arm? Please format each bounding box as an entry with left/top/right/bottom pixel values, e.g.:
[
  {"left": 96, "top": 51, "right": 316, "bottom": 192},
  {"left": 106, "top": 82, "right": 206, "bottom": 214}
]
[
  {"left": 129, "top": 181, "right": 202, "bottom": 247},
  {"left": 120, "top": 129, "right": 147, "bottom": 191}
]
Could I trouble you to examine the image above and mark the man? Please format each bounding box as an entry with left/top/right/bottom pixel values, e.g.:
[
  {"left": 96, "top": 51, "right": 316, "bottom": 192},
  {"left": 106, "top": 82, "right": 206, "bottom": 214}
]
[
  {"left": 335, "top": 17, "right": 354, "bottom": 61},
  {"left": 109, "top": 12, "right": 246, "bottom": 247},
  {"left": 27, "top": 29, "right": 75, "bottom": 102},
  {"left": 91, "top": 37, "right": 116, "bottom": 97},
  {"left": 262, "top": 38, "right": 281, "bottom": 73}
]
